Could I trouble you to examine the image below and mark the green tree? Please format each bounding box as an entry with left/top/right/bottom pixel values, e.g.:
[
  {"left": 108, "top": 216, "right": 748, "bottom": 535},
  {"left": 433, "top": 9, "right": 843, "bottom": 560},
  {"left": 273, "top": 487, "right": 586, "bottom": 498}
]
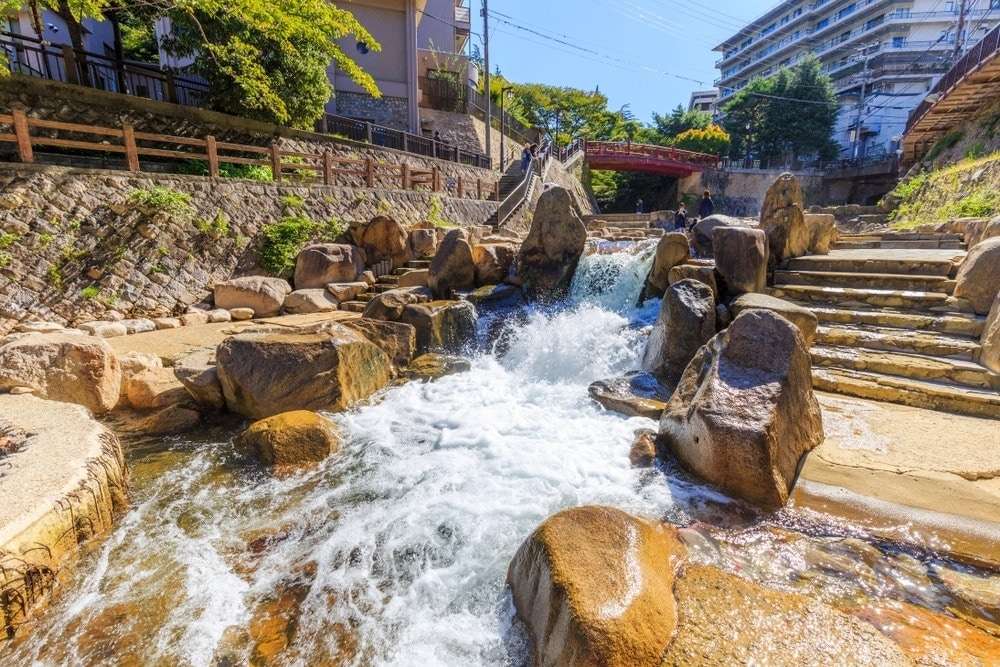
[
  {"left": 672, "top": 124, "right": 731, "bottom": 156},
  {"left": 652, "top": 104, "right": 712, "bottom": 138},
  {"left": 721, "top": 56, "right": 838, "bottom": 164}
]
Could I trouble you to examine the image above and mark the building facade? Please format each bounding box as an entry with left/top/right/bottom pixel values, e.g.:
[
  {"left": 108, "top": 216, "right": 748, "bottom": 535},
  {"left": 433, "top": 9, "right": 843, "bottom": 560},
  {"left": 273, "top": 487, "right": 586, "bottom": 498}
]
[
  {"left": 688, "top": 89, "right": 719, "bottom": 114},
  {"left": 713, "top": 0, "right": 1000, "bottom": 158}
]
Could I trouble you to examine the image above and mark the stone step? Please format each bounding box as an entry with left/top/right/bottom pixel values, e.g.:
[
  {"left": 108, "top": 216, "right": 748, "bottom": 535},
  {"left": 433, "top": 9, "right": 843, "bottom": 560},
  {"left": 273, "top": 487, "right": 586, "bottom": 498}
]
[
  {"left": 774, "top": 270, "right": 955, "bottom": 294},
  {"left": 357, "top": 292, "right": 376, "bottom": 302},
  {"left": 406, "top": 260, "right": 431, "bottom": 269},
  {"left": 833, "top": 240, "right": 881, "bottom": 250},
  {"left": 813, "top": 367, "right": 1000, "bottom": 419},
  {"left": 833, "top": 240, "right": 966, "bottom": 250},
  {"left": 393, "top": 267, "right": 418, "bottom": 276},
  {"left": 812, "top": 345, "right": 998, "bottom": 391},
  {"left": 806, "top": 305, "right": 986, "bottom": 338},
  {"left": 815, "top": 324, "right": 982, "bottom": 361},
  {"left": 380, "top": 275, "right": 400, "bottom": 285},
  {"left": 340, "top": 301, "right": 366, "bottom": 313},
  {"left": 768, "top": 285, "right": 967, "bottom": 313},
  {"left": 785, "top": 255, "right": 959, "bottom": 277},
  {"left": 373, "top": 284, "right": 396, "bottom": 294}
]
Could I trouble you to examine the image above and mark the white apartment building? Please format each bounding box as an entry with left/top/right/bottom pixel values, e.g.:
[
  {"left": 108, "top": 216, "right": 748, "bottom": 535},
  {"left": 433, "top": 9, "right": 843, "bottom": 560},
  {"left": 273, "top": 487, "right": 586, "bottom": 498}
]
[{"left": 714, "top": 0, "right": 1000, "bottom": 158}]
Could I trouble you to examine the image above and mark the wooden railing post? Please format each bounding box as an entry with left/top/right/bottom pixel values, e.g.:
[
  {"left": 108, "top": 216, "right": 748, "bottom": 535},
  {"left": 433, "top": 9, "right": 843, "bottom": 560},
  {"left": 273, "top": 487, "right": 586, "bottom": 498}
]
[
  {"left": 61, "top": 45, "right": 79, "bottom": 85},
  {"left": 205, "top": 135, "right": 220, "bottom": 178},
  {"left": 495, "top": 183, "right": 501, "bottom": 201},
  {"left": 365, "top": 157, "right": 375, "bottom": 188},
  {"left": 122, "top": 123, "right": 140, "bottom": 172},
  {"left": 11, "top": 109, "right": 33, "bottom": 163},
  {"left": 270, "top": 143, "right": 282, "bottom": 181},
  {"left": 365, "top": 122, "right": 374, "bottom": 144},
  {"left": 432, "top": 166, "right": 441, "bottom": 192},
  {"left": 322, "top": 149, "right": 333, "bottom": 186},
  {"left": 401, "top": 163, "right": 410, "bottom": 190},
  {"left": 164, "top": 71, "right": 178, "bottom": 104},
  {"left": 457, "top": 176, "right": 464, "bottom": 198},
  {"left": 476, "top": 178, "right": 483, "bottom": 200}
]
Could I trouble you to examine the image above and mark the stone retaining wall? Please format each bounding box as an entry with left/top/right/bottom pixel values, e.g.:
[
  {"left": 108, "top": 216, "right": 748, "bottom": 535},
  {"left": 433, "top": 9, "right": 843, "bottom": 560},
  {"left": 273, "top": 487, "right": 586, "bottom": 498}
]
[{"left": 0, "top": 164, "right": 499, "bottom": 332}]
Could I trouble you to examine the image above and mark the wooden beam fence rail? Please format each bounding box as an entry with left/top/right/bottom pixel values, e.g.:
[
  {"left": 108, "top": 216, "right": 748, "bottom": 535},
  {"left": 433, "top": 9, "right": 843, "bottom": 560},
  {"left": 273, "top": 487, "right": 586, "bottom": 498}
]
[{"left": 0, "top": 109, "right": 500, "bottom": 200}]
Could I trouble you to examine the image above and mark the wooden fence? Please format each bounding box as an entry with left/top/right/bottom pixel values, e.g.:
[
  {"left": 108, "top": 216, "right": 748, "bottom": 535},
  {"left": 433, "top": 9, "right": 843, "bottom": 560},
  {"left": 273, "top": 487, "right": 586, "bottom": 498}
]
[{"left": 0, "top": 108, "right": 500, "bottom": 200}]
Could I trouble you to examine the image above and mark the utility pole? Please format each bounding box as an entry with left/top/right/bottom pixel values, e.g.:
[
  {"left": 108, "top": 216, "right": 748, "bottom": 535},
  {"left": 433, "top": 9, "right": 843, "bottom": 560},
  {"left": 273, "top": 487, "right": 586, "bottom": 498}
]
[
  {"left": 852, "top": 45, "right": 871, "bottom": 160},
  {"left": 482, "top": 0, "right": 493, "bottom": 168},
  {"left": 954, "top": 0, "right": 968, "bottom": 57}
]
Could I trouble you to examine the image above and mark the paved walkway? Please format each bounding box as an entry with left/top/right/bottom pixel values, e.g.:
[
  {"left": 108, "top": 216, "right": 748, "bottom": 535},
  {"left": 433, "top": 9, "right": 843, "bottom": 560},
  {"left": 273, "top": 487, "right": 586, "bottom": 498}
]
[
  {"left": 796, "top": 392, "right": 1000, "bottom": 567},
  {"left": 109, "top": 311, "right": 359, "bottom": 364}
]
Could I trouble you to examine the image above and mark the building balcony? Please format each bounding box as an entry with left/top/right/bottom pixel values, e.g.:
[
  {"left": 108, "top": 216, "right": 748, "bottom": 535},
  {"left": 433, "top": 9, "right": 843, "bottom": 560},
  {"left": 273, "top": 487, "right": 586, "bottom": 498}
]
[{"left": 454, "top": 4, "right": 471, "bottom": 32}]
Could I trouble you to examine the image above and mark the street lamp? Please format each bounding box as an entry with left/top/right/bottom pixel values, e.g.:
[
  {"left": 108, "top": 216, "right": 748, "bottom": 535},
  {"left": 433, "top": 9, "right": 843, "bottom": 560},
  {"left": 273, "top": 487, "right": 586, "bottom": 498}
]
[{"left": 499, "top": 85, "right": 513, "bottom": 169}]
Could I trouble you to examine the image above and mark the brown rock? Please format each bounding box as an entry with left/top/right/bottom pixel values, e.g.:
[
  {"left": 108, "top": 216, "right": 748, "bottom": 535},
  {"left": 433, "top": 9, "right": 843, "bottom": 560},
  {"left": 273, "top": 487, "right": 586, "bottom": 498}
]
[
  {"left": 282, "top": 289, "right": 339, "bottom": 315},
  {"left": 117, "top": 351, "right": 162, "bottom": 404},
  {"left": 398, "top": 300, "right": 477, "bottom": 353},
  {"left": 954, "top": 237, "right": 1000, "bottom": 314},
  {"left": 691, "top": 214, "right": 743, "bottom": 257},
  {"left": 339, "top": 318, "right": 417, "bottom": 369},
  {"left": 214, "top": 276, "right": 292, "bottom": 318},
  {"left": 396, "top": 268, "right": 429, "bottom": 288},
  {"left": 663, "top": 565, "right": 911, "bottom": 666},
  {"left": 0, "top": 332, "right": 121, "bottom": 414},
  {"left": 409, "top": 228, "right": 437, "bottom": 258},
  {"left": 982, "top": 292, "right": 1000, "bottom": 374},
  {"left": 121, "top": 403, "right": 201, "bottom": 436},
  {"left": 760, "top": 173, "right": 809, "bottom": 263},
  {"left": 325, "top": 282, "right": 368, "bottom": 303},
  {"left": 659, "top": 309, "right": 823, "bottom": 508},
  {"left": 216, "top": 327, "right": 392, "bottom": 419},
  {"left": 518, "top": 186, "right": 588, "bottom": 299},
  {"left": 643, "top": 279, "right": 716, "bottom": 388},
  {"left": 630, "top": 430, "right": 657, "bottom": 467},
  {"left": 643, "top": 232, "right": 690, "bottom": 298},
  {"left": 730, "top": 292, "right": 818, "bottom": 346},
  {"left": 667, "top": 264, "right": 718, "bottom": 301},
  {"left": 293, "top": 243, "right": 365, "bottom": 289},
  {"left": 472, "top": 243, "right": 516, "bottom": 286},
  {"left": 173, "top": 349, "right": 225, "bottom": 410},
  {"left": 126, "top": 367, "right": 189, "bottom": 410},
  {"left": 428, "top": 228, "right": 476, "bottom": 298},
  {"left": 713, "top": 226, "right": 767, "bottom": 296},
  {"left": 507, "top": 506, "right": 686, "bottom": 667},
  {"left": 362, "top": 287, "right": 432, "bottom": 321},
  {"left": 804, "top": 213, "right": 838, "bottom": 255},
  {"left": 588, "top": 372, "right": 670, "bottom": 420},
  {"left": 401, "top": 353, "right": 472, "bottom": 382},
  {"left": 234, "top": 410, "right": 341, "bottom": 467},
  {"left": 359, "top": 216, "right": 409, "bottom": 266},
  {"left": 229, "top": 307, "right": 255, "bottom": 321}
]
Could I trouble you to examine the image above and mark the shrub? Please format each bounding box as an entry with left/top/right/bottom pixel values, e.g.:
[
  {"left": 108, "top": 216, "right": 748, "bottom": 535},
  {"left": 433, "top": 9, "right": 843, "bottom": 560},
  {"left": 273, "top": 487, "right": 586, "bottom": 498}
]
[
  {"left": 37, "top": 232, "right": 54, "bottom": 248},
  {"left": 81, "top": 285, "right": 100, "bottom": 300},
  {"left": 426, "top": 195, "right": 454, "bottom": 228},
  {"left": 0, "top": 232, "right": 19, "bottom": 250},
  {"left": 259, "top": 215, "right": 320, "bottom": 275},
  {"left": 128, "top": 186, "right": 194, "bottom": 219},
  {"left": 0, "top": 252, "right": 9, "bottom": 268},
  {"left": 951, "top": 191, "right": 999, "bottom": 218},
  {"left": 925, "top": 130, "right": 964, "bottom": 162},
  {"left": 46, "top": 264, "right": 62, "bottom": 289},
  {"left": 280, "top": 194, "right": 306, "bottom": 210},
  {"left": 671, "top": 124, "right": 731, "bottom": 156},
  {"left": 195, "top": 211, "right": 231, "bottom": 237}
]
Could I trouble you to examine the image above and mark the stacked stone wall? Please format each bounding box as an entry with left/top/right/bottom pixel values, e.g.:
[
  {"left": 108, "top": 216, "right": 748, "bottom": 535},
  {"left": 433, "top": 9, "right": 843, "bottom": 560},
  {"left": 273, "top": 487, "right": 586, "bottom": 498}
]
[{"left": 0, "top": 164, "right": 499, "bottom": 332}]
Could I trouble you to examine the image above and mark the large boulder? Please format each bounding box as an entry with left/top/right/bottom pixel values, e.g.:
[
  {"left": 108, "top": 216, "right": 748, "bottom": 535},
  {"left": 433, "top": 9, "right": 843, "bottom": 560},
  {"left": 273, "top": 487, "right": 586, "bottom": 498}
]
[
  {"left": 400, "top": 353, "right": 472, "bottom": 382},
  {"left": 339, "top": 318, "right": 417, "bottom": 369},
  {"left": 293, "top": 243, "right": 365, "bottom": 289},
  {"left": 760, "top": 173, "right": 809, "bottom": 263},
  {"left": 730, "top": 293, "right": 818, "bottom": 347},
  {"left": 216, "top": 327, "right": 392, "bottom": 419},
  {"left": 117, "top": 351, "right": 162, "bottom": 404},
  {"left": 173, "top": 349, "right": 225, "bottom": 410},
  {"left": 691, "top": 215, "right": 742, "bottom": 257},
  {"left": 214, "top": 276, "right": 292, "bottom": 318},
  {"left": 358, "top": 216, "right": 409, "bottom": 267},
  {"left": 642, "top": 279, "right": 716, "bottom": 389},
  {"left": 282, "top": 289, "right": 339, "bottom": 315},
  {"left": 659, "top": 309, "right": 823, "bottom": 508},
  {"left": 804, "top": 213, "right": 838, "bottom": 255},
  {"left": 713, "top": 226, "right": 767, "bottom": 296},
  {"left": 409, "top": 228, "right": 438, "bottom": 258},
  {"left": 668, "top": 264, "right": 718, "bottom": 301},
  {"left": 982, "top": 292, "right": 1000, "bottom": 374},
  {"left": 428, "top": 229, "right": 476, "bottom": 298},
  {"left": 643, "top": 233, "right": 690, "bottom": 298},
  {"left": 954, "top": 237, "right": 1000, "bottom": 314},
  {"left": 0, "top": 333, "right": 121, "bottom": 414},
  {"left": 398, "top": 300, "right": 477, "bottom": 353},
  {"left": 234, "top": 410, "right": 341, "bottom": 468},
  {"left": 472, "top": 243, "right": 516, "bottom": 286},
  {"left": 125, "top": 367, "right": 189, "bottom": 410},
  {"left": 362, "top": 287, "right": 432, "bottom": 321},
  {"left": 507, "top": 506, "right": 686, "bottom": 667},
  {"left": 517, "top": 186, "right": 588, "bottom": 299},
  {"left": 588, "top": 372, "right": 670, "bottom": 420}
]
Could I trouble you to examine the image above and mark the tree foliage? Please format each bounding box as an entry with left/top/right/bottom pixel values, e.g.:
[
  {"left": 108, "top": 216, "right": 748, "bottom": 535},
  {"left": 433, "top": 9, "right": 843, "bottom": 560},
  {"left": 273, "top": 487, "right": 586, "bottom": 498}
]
[
  {"left": 672, "top": 124, "right": 731, "bottom": 156},
  {"left": 721, "top": 56, "right": 839, "bottom": 163}
]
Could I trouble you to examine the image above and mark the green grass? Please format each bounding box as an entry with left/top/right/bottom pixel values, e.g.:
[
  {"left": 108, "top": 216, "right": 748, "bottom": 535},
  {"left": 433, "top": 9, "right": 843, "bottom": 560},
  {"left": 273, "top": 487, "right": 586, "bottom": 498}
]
[
  {"left": 889, "top": 151, "right": 1000, "bottom": 227},
  {"left": 128, "top": 186, "right": 194, "bottom": 219},
  {"left": 0, "top": 232, "right": 19, "bottom": 250},
  {"left": 280, "top": 194, "right": 306, "bottom": 210},
  {"left": 258, "top": 215, "right": 347, "bottom": 275},
  {"left": 194, "top": 211, "right": 231, "bottom": 237},
  {"left": 81, "top": 285, "right": 100, "bottom": 300}
]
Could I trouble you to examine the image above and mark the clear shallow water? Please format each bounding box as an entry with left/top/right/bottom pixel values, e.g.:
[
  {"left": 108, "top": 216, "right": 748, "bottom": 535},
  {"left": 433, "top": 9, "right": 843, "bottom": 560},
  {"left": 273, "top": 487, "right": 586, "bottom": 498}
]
[{"left": 9, "top": 243, "right": 999, "bottom": 666}]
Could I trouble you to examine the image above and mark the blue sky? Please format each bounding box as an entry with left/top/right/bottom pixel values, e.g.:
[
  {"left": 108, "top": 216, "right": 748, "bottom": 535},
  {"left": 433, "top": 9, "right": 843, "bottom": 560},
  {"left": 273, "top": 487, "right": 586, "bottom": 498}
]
[{"left": 476, "top": 0, "right": 779, "bottom": 123}]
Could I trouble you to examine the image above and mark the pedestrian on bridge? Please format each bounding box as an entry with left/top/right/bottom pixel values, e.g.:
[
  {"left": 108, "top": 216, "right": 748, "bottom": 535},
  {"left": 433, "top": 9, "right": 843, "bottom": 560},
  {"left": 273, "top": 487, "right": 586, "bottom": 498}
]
[{"left": 699, "top": 190, "right": 714, "bottom": 218}]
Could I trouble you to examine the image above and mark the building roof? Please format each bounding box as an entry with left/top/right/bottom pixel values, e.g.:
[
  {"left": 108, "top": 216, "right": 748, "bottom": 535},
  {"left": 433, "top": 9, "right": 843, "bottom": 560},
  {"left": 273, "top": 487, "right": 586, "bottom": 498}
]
[{"left": 713, "top": 0, "right": 802, "bottom": 52}]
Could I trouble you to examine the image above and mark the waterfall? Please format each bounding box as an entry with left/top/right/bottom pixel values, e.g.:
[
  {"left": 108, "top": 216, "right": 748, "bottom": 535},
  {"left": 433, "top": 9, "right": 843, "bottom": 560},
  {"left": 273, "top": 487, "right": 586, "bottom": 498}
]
[{"left": 569, "top": 239, "right": 658, "bottom": 314}]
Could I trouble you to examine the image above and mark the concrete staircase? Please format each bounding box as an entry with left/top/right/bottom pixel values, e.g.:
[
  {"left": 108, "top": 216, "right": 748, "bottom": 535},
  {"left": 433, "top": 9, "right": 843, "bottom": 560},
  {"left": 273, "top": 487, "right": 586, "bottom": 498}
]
[
  {"left": 769, "top": 242, "right": 1000, "bottom": 419},
  {"left": 835, "top": 232, "right": 966, "bottom": 250},
  {"left": 339, "top": 259, "right": 432, "bottom": 313}
]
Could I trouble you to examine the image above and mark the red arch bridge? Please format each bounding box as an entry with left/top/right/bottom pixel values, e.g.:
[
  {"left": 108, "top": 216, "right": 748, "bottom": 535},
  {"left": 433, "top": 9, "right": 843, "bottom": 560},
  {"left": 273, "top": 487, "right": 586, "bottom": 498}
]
[{"left": 582, "top": 141, "right": 720, "bottom": 177}]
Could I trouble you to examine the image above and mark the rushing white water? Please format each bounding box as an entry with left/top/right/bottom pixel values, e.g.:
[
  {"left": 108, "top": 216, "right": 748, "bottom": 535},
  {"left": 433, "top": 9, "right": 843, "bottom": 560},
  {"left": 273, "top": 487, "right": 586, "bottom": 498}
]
[{"left": 10, "top": 242, "right": 989, "bottom": 666}]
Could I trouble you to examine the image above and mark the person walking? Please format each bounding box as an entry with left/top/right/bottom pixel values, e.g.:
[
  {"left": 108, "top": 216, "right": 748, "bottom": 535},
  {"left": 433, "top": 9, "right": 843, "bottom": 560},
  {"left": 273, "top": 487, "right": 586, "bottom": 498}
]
[
  {"left": 698, "top": 190, "right": 715, "bottom": 218},
  {"left": 520, "top": 144, "right": 534, "bottom": 174},
  {"left": 674, "top": 203, "right": 688, "bottom": 231},
  {"left": 636, "top": 197, "right": 644, "bottom": 214}
]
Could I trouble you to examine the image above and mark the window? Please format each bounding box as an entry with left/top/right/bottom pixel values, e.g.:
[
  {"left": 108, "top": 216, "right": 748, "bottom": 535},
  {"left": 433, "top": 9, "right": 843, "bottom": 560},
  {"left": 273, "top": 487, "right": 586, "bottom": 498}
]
[
  {"left": 816, "top": 18, "right": 830, "bottom": 29},
  {"left": 892, "top": 36, "right": 905, "bottom": 47},
  {"left": 837, "top": 4, "right": 857, "bottom": 20}
]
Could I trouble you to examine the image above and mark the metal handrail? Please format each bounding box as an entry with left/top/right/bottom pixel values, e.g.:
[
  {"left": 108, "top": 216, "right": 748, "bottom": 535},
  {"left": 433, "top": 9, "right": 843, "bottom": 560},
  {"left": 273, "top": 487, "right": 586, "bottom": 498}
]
[
  {"left": 906, "top": 23, "right": 1000, "bottom": 135},
  {"left": 494, "top": 143, "right": 552, "bottom": 227}
]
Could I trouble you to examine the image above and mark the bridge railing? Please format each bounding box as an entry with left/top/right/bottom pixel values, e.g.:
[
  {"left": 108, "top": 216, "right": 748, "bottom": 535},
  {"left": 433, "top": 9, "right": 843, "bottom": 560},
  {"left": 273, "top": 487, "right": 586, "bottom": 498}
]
[
  {"left": 584, "top": 140, "right": 720, "bottom": 169},
  {"left": 906, "top": 23, "right": 1000, "bottom": 135}
]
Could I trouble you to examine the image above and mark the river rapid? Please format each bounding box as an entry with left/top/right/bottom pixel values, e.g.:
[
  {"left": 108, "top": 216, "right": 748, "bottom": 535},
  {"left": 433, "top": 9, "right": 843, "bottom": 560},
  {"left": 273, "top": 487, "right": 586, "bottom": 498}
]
[{"left": 9, "top": 240, "right": 998, "bottom": 666}]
